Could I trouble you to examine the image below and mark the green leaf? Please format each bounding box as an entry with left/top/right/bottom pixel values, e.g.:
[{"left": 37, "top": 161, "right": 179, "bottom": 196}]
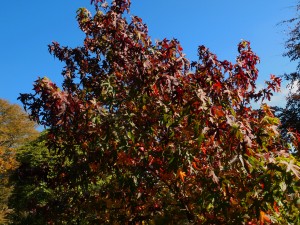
[{"left": 127, "top": 131, "right": 134, "bottom": 142}]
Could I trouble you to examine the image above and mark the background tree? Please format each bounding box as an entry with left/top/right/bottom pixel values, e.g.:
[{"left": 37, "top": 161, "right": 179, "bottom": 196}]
[
  {"left": 276, "top": 1, "right": 300, "bottom": 156},
  {"left": 9, "top": 132, "right": 112, "bottom": 225},
  {"left": 9, "top": 132, "right": 83, "bottom": 224},
  {"left": 8, "top": 134, "right": 51, "bottom": 224},
  {"left": 0, "top": 98, "right": 38, "bottom": 224},
  {"left": 19, "top": 0, "right": 300, "bottom": 224}
]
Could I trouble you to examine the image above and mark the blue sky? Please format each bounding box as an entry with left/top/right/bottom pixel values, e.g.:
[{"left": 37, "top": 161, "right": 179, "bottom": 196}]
[{"left": 0, "top": 0, "right": 298, "bottom": 107}]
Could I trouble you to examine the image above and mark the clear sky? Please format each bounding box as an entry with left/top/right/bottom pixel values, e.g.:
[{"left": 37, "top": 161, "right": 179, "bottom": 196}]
[{"left": 0, "top": 0, "right": 298, "bottom": 107}]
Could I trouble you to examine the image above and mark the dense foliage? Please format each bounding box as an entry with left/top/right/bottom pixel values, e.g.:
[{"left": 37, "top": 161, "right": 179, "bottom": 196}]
[
  {"left": 9, "top": 133, "right": 80, "bottom": 224},
  {"left": 18, "top": 0, "right": 300, "bottom": 224},
  {"left": 0, "top": 99, "right": 38, "bottom": 224}
]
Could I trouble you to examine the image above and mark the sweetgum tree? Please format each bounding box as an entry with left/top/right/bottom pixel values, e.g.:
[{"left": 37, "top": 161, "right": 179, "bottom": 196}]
[{"left": 19, "top": 0, "right": 300, "bottom": 224}]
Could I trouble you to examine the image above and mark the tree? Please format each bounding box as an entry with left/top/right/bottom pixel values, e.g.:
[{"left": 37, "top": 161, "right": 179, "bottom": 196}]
[
  {"left": 9, "top": 132, "right": 81, "bottom": 224},
  {"left": 275, "top": 2, "right": 300, "bottom": 156},
  {"left": 10, "top": 132, "right": 114, "bottom": 225},
  {"left": 19, "top": 0, "right": 300, "bottom": 224},
  {"left": 8, "top": 133, "right": 51, "bottom": 224},
  {"left": 0, "top": 98, "right": 38, "bottom": 224}
]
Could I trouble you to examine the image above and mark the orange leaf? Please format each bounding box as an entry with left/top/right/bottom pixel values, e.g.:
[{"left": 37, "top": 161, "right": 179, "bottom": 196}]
[
  {"left": 177, "top": 169, "right": 186, "bottom": 182},
  {"left": 230, "top": 197, "right": 238, "bottom": 205},
  {"left": 273, "top": 201, "right": 279, "bottom": 213},
  {"left": 211, "top": 105, "right": 225, "bottom": 117},
  {"left": 201, "top": 146, "right": 207, "bottom": 154},
  {"left": 193, "top": 157, "right": 200, "bottom": 163},
  {"left": 260, "top": 211, "right": 271, "bottom": 225},
  {"left": 192, "top": 162, "right": 200, "bottom": 170}
]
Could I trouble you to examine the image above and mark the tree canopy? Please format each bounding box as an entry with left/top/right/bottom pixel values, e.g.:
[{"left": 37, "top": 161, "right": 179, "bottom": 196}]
[
  {"left": 9, "top": 132, "right": 69, "bottom": 224},
  {"left": 0, "top": 98, "right": 38, "bottom": 224},
  {"left": 275, "top": 1, "right": 300, "bottom": 156},
  {"left": 18, "top": 0, "right": 300, "bottom": 224}
]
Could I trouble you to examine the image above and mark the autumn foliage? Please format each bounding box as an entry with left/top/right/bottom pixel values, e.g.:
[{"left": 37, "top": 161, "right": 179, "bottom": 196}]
[
  {"left": 18, "top": 0, "right": 300, "bottom": 224},
  {"left": 0, "top": 99, "right": 38, "bottom": 224}
]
